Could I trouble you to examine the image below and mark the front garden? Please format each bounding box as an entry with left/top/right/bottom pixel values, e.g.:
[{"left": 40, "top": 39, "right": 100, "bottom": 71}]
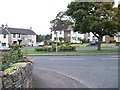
[{"left": 0, "top": 44, "right": 29, "bottom": 71}]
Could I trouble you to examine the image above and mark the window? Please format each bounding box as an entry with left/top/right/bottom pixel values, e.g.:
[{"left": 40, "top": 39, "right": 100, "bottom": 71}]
[
  {"left": 54, "top": 37, "right": 58, "bottom": 41},
  {"left": 3, "top": 34, "right": 6, "bottom": 38},
  {"left": 54, "top": 31, "right": 58, "bottom": 36},
  {"left": 54, "top": 37, "right": 57, "bottom": 40},
  {"left": 54, "top": 31, "right": 56, "bottom": 34},
  {"left": 60, "top": 31, "right": 62, "bottom": 34},
  {"left": 18, "top": 34, "right": 20, "bottom": 38},
  {"left": 13, "top": 34, "right": 16, "bottom": 38},
  {"left": 2, "top": 43, "right": 6, "bottom": 46}
]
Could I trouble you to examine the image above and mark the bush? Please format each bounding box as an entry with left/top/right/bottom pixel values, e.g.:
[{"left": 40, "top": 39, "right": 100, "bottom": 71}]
[
  {"left": 4, "top": 66, "right": 21, "bottom": 73},
  {"left": 1, "top": 45, "right": 23, "bottom": 71},
  {"left": 59, "top": 46, "right": 75, "bottom": 51},
  {"left": 35, "top": 46, "right": 75, "bottom": 52},
  {"left": 65, "top": 42, "right": 71, "bottom": 46},
  {"left": 35, "top": 46, "right": 52, "bottom": 52},
  {"left": 109, "top": 40, "right": 116, "bottom": 43}
]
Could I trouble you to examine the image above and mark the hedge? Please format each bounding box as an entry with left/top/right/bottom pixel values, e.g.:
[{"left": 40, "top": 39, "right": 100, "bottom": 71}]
[{"left": 35, "top": 46, "right": 76, "bottom": 52}]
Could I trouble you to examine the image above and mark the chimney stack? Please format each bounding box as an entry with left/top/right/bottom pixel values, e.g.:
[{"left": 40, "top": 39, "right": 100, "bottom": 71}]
[
  {"left": 30, "top": 27, "right": 32, "bottom": 30},
  {"left": 1, "top": 24, "right": 4, "bottom": 29},
  {"left": 5, "top": 23, "right": 8, "bottom": 28}
]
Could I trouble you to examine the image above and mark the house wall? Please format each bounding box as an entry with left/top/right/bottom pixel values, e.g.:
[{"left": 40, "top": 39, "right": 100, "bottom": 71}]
[
  {"left": 0, "top": 35, "right": 9, "bottom": 47},
  {"left": 70, "top": 31, "right": 84, "bottom": 43},
  {"left": 114, "top": 32, "right": 120, "bottom": 42},
  {"left": 52, "top": 30, "right": 85, "bottom": 43},
  {"left": 9, "top": 34, "right": 36, "bottom": 46},
  {"left": 52, "top": 30, "right": 64, "bottom": 42}
]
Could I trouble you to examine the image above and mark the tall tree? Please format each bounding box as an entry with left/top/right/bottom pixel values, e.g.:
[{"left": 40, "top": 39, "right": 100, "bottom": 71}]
[
  {"left": 36, "top": 34, "right": 45, "bottom": 42},
  {"left": 50, "top": 11, "right": 73, "bottom": 30},
  {"left": 66, "top": 2, "right": 119, "bottom": 50},
  {"left": 45, "top": 34, "right": 52, "bottom": 40}
]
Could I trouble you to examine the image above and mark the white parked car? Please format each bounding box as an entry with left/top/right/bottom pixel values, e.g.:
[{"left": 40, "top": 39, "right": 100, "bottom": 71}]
[
  {"left": 38, "top": 42, "right": 44, "bottom": 46},
  {"left": 0, "top": 47, "right": 10, "bottom": 51}
]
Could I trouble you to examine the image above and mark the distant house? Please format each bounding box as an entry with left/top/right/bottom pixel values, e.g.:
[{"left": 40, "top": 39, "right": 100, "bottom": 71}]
[
  {"left": 0, "top": 25, "right": 9, "bottom": 47},
  {"left": 51, "top": 25, "right": 84, "bottom": 43},
  {"left": 0, "top": 24, "right": 37, "bottom": 47},
  {"left": 83, "top": 32, "right": 115, "bottom": 43},
  {"left": 115, "top": 32, "right": 120, "bottom": 43},
  {"left": 51, "top": 25, "right": 116, "bottom": 43}
]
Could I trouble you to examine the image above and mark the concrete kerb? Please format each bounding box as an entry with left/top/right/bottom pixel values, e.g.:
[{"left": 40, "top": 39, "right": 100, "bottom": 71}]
[{"left": 28, "top": 52, "right": 118, "bottom": 56}]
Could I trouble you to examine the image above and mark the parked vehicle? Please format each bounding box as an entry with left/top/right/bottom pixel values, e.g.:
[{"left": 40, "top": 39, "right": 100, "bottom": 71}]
[
  {"left": 90, "top": 41, "right": 97, "bottom": 45},
  {"left": 0, "top": 47, "right": 10, "bottom": 51}
]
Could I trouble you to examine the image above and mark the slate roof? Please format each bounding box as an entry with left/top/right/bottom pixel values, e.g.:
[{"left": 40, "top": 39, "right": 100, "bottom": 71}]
[
  {"left": 51, "top": 25, "right": 70, "bottom": 31},
  {"left": 7, "top": 27, "right": 36, "bottom": 35},
  {"left": 0, "top": 27, "right": 9, "bottom": 34}
]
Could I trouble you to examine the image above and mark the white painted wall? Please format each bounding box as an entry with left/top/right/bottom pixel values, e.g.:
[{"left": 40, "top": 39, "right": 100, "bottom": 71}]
[
  {"left": 0, "top": 34, "right": 9, "bottom": 47},
  {"left": 115, "top": 32, "right": 120, "bottom": 42},
  {"left": 70, "top": 31, "right": 84, "bottom": 43},
  {"left": 9, "top": 34, "right": 36, "bottom": 46},
  {"left": 52, "top": 30, "right": 85, "bottom": 43},
  {"left": 52, "top": 30, "right": 64, "bottom": 42}
]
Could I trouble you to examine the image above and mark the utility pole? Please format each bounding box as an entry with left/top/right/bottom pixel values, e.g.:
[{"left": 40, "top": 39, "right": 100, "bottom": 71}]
[{"left": 55, "top": 32, "right": 58, "bottom": 53}]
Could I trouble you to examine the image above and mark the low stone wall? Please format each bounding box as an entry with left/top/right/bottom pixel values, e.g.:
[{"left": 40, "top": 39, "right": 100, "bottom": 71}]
[{"left": 0, "top": 61, "right": 33, "bottom": 89}]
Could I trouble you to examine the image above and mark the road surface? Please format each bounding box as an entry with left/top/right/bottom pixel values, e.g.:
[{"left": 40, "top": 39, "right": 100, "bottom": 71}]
[
  {"left": 32, "top": 67, "right": 89, "bottom": 88},
  {"left": 30, "top": 55, "right": 118, "bottom": 88}
]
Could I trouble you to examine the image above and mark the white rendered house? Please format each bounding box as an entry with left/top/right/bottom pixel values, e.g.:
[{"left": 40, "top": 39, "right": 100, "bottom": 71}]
[
  {"left": 51, "top": 25, "right": 84, "bottom": 43},
  {"left": 0, "top": 26, "right": 9, "bottom": 47},
  {"left": 0, "top": 24, "right": 37, "bottom": 47}
]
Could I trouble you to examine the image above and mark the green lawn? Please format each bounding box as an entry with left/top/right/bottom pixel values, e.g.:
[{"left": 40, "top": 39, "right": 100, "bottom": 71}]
[
  {"left": 70, "top": 43, "right": 89, "bottom": 47},
  {"left": 101, "top": 43, "right": 108, "bottom": 47},
  {"left": 69, "top": 43, "right": 109, "bottom": 47},
  {"left": 24, "top": 49, "right": 118, "bottom": 55}
]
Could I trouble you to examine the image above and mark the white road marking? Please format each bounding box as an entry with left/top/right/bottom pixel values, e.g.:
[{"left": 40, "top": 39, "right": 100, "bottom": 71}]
[
  {"left": 101, "top": 58, "right": 118, "bottom": 60},
  {"left": 38, "top": 67, "right": 91, "bottom": 88},
  {"left": 49, "top": 58, "right": 85, "bottom": 60},
  {"left": 110, "top": 56, "right": 118, "bottom": 58}
]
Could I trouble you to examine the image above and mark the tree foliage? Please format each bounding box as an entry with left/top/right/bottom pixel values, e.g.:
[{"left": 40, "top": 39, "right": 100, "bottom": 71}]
[
  {"left": 66, "top": 2, "right": 120, "bottom": 50},
  {"left": 50, "top": 11, "right": 73, "bottom": 30},
  {"left": 36, "top": 34, "right": 45, "bottom": 42}
]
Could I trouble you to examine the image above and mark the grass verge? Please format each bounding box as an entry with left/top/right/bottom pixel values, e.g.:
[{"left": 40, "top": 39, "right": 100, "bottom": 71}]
[{"left": 24, "top": 49, "right": 118, "bottom": 55}]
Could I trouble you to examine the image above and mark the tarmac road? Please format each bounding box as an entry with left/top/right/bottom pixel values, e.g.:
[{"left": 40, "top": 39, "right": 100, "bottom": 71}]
[
  {"left": 32, "top": 67, "right": 89, "bottom": 88},
  {"left": 31, "top": 55, "right": 118, "bottom": 88}
]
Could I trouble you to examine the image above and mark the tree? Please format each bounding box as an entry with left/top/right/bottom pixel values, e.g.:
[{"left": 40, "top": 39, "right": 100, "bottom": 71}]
[
  {"left": 45, "top": 34, "right": 52, "bottom": 40},
  {"left": 66, "top": 2, "right": 120, "bottom": 50},
  {"left": 50, "top": 11, "right": 73, "bottom": 30},
  {"left": 36, "top": 34, "right": 45, "bottom": 42},
  {"left": 59, "top": 37, "right": 64, "bottom": 42}
]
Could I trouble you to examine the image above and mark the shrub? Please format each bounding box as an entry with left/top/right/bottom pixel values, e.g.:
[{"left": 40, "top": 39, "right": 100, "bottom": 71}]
[
  {"left": 35, "top": 47, "right": 52, "bottom": 52},
  {"left": 109, "top": 40, "right": 116, "bottom": 43},
  {"left": 35, "top": 46, "right": 75, "bottom": 52},
  {"left": 1, "top": 45, "right": 23, "bottom": 71},
  {"left": 4, "top": 66, "right": 21, "bottom": 73},
  {"left": 59, "top": 46, "right": 75, "bottom": 51},
  {"left": 65, "top": 42, "right": 71, "bottom": 46}
]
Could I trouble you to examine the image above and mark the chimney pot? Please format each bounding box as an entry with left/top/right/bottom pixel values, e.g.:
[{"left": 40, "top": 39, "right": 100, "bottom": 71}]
[{"left": 1, "top": 24, "right": 4, "bottom": 28}]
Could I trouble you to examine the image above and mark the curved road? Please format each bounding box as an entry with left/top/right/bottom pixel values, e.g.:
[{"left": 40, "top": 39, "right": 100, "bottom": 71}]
[
  {"left": 32, "top": 67, "right": 89, "bottom": 88},
  {"left": 30, "top": 55, "right": 118, "bottom": 88}
]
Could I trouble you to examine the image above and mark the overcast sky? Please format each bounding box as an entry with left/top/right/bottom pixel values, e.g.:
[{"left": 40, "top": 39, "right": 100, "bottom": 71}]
[
  {"left": 0, "top": 0, "right": 72, "bottom": 35},
  {"left": 0, "top": 0, "right": 118, "bottom": 35}
]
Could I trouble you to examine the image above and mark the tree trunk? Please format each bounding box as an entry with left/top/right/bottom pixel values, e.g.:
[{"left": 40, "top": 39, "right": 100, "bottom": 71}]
[{"left": 97, "top": 36, "right": 102, "bottom": 50}]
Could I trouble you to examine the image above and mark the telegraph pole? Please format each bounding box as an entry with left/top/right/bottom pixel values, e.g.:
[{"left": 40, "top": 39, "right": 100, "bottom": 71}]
[{"left": 55, "top": 32, "right": 58, "bottom": 53}]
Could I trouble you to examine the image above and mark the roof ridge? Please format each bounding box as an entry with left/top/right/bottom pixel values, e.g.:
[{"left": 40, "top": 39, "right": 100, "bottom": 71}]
[{"left": 7, "top": 27, "right": 32, "bottom": 30}]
